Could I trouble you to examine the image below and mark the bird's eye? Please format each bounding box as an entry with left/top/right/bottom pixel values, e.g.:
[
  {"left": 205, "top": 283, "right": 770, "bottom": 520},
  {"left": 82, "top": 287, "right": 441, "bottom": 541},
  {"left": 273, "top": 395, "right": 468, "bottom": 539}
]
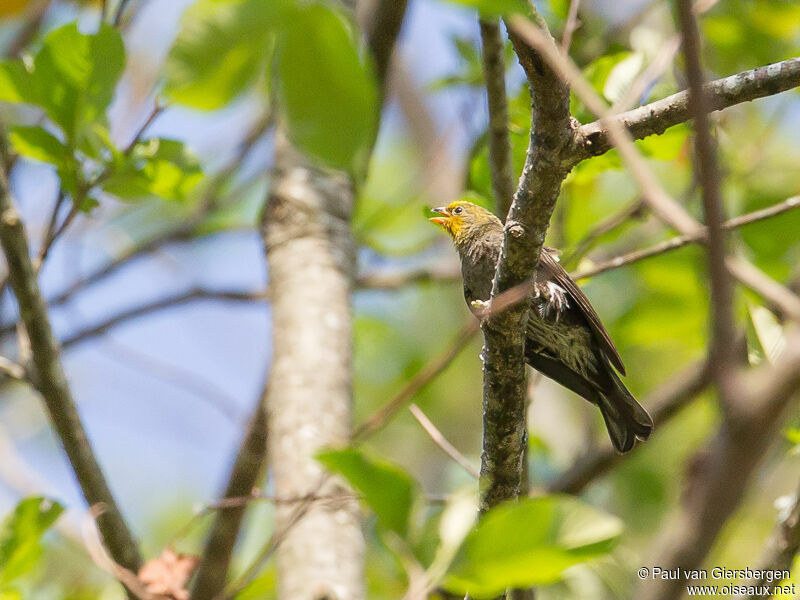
[{"left": 453, "top": 206, "right": 463, "bottom": 215}]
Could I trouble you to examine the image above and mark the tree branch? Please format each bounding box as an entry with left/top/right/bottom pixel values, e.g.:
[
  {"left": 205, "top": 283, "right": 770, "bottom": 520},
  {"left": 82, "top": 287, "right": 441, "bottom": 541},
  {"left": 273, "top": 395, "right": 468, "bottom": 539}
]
[
  {"left": 479, "top": 19, "right": 516, "bottom": 219},
  {"left": 409, "top": 403, "right": 479, "bottom": 479},
  {"left": 190, "top": 394, "right": 268, "bottom": 600},
  {"left": 475, "top": 4, "right": 573, "bottom": 514},
  {"left": 57, "top": 287, "right": 268, "bottom": 349},
  {"left": 573, "top": 57, "right": 800, "bottom": 162},
  {"left": 571, "top": 196, "right": 800, "bottom": 282},
  {"left": 0, "top": 147, "right": 141, "bottom": 573},
  {"left": 252, "top": 3, "right": 410, "bottom": 596},
  {"left": 352, "top": 321, "right": 478, "bottom": 442},
  {"left": 678, "top": 0, "right": 737, "bottom": 410},
  {"left": 361, "top": 0, "right": 407, "bottom": 91},
  {"left": 510, "top": 16, "right": 701, "bottom": 235}
]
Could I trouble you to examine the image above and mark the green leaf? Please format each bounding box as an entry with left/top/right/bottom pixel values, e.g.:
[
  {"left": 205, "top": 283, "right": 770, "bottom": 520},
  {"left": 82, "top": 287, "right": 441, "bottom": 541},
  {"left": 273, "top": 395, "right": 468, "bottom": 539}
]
[
  {"left": 443, "top": 496, "right": 622, "bottom": 597},
  {"left": 0, "top": 60, "right": 35, "bottom": 105},
  {"left": 0, "top": 497, "right": 64, "bottom": 586},
  {"left": 164, "top": 0, "right": 279, "bottom": 110},
  {"left": 102, "top": 138, "right": 204, "bottom": 203},
  {"left": 317, "top": 447, "right": 417, "bottom": 537},
  {"left": 276, "top": 2, "right": 378, "bottom": 175},
  {"left": 8, "top": 126, "right": 69, "bottom": 167},
  {"left": 31, "top": 23, "right": 125, "bottom": 141},
  {"left": 444, "top": 0, "right": 530, "bottom": 16}
]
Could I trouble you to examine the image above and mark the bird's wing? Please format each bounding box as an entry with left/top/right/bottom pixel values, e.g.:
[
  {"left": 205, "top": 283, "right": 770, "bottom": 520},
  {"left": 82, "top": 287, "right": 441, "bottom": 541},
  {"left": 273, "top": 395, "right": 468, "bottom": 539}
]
[{"left": 538, "top": 248, "right": 627, "bottom": 375}]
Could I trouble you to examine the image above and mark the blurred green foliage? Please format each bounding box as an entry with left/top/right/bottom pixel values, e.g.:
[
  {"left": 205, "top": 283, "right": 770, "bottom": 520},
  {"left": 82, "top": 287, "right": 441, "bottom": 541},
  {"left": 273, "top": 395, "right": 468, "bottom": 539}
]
[{"left": 165, "top": 0, "right": 378, "bottom": 176}]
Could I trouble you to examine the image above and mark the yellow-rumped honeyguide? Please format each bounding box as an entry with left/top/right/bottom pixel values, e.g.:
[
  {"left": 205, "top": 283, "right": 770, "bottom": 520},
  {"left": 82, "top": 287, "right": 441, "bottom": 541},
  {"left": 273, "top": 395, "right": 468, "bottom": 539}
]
[{"left": 430, "top": 200, "right": 652, "bottom": 453}]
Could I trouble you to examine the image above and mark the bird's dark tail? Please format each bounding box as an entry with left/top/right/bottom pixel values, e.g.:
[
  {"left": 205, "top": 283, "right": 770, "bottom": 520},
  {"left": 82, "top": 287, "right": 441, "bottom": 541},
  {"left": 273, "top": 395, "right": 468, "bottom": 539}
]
[{"left": 597, "top": 369, "right": 653, "bottom": 454}]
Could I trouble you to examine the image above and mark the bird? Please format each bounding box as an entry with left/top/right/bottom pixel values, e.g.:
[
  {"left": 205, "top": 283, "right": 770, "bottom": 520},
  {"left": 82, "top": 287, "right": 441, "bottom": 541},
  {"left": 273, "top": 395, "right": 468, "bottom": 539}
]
[{"left": 429, "top": 200, "right": 652, "bottom": 453}]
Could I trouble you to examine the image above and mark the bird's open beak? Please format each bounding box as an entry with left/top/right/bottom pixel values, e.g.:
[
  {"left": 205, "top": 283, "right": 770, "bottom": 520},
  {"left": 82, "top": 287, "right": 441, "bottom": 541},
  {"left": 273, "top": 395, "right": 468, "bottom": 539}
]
[{"left": 429, "top": 206, "right": 449, "bottom": 226}]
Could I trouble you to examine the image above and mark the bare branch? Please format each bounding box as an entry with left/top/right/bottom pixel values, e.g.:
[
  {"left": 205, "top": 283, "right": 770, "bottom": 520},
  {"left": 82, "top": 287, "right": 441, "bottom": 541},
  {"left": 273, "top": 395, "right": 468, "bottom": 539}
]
[
  {"left": 190, "top": 395, "right": 268, "bottom": 600},
  {"left": 362, "top": 0, "right": 408, "bottom": 91},
  {"left": 677, "top": 0, "right": 736, "bottom": 407},
  {"left": 57, "top": 287, "right": 268, "bottom": 350},
  {"left": 4, "top": 0, "right": 51, "bottom": 57},
  {"left": 562, "top": 198, "right": 645, "bottom": 267},
  {"left": 113, "top": 0, "right": 134, "bottom": 27},
  {"left": 470, "top": 2, "right": 573, "bottom": 515},
  {"left": 256, "top": 0, "right": 412, "bottom": 584},
  {"left": 573, "top": 57, "right": 800, "bottom": 162},
  {"left": 509, "top": 16, "right": 701, "bottom": 235},
  {"left": 726, "top": 257, "right": 800, "bottom": 323},
  {"left": 560, "top": 0, "right": 580, "bottom": 52},
  {"left": 571, "top": 196, "right": 800, "bottom": 281},
  {"left": 409, "top": 404, "right": 479, "bottom": 479},
  {"left": 0, "top": 147, "right": 141, "bottom": 573},
  {"left": 479, "top": 19, "right": 516, "bottom": 219},
  {"left": 0, "top": 354, "right": 25, "bottom": 380},
  {"left": 356, "top": 263, "right": 461, "bottom": 290}
]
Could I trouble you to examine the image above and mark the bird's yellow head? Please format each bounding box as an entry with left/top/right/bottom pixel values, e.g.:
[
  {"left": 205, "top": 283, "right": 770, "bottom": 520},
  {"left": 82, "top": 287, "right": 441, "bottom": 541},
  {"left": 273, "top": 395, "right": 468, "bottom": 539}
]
[{"left": 428, "top": 201, "right": 500, "bottom": 243}]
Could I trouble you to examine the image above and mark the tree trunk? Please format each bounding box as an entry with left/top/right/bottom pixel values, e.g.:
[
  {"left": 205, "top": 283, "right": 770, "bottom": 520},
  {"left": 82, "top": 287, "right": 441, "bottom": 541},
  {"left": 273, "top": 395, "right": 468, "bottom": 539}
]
[{"left": 261, "top": 130, "right": 364, "bottom": 600}]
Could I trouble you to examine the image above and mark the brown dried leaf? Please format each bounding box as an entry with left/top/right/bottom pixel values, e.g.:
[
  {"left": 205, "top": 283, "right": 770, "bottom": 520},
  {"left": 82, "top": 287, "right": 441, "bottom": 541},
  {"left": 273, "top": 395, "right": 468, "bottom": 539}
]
[{"left": 138, "top": 549, "right": 200, "bottom": 600}]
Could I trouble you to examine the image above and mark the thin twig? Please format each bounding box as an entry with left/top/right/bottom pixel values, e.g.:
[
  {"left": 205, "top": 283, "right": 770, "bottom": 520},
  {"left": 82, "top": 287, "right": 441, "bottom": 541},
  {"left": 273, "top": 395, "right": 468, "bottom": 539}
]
[
  {"left": 352, "top": 321, "right": 478, "bottom": 442},
  {"left": 113, "top": 0, "right": 134, "bottom": 27},
  {"left": 560, "top": 0, "right": 580, "bottom": 52},
  {"left": 678, "top": 0, "right": 736, "bottom": 411},
  {"left": 726, "top": 257, "right": 800, "bottom": 323},
  {"left": 639, "top": 332, "right": 800, "bottom": 600},
  {"left": 571, "top": 196, "right": 800, "bottom": 281},
  {"left": 409, "top": 404, "right": 479, "bottom": 479},
  {"left": 479, "top": 19, "right": 516, "bottom": 219},
  {"left": 191, "top": 395, "right": 268, "bottom": 600},
  {"left": 4, "top": 0, "right": 51, "bottom": 57},
  {"left": 561, "top": 198, "right": 645, "bottom": 267},
  {"left": 81, "top": 505, "right": 168, "bottom": 600},
  {"left": 56, "top": 287, "right": 269, "bottom": 349}
]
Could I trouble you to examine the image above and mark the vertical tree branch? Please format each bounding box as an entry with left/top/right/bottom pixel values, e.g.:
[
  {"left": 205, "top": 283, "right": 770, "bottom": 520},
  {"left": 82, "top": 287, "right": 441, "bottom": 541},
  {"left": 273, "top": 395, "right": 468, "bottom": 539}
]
[
  {"left": 259, "top": 4, "right": 409, "bottom": 597},
  {"left": 262, "top": 129, "right": 365, "bottom": 600},
  {"left": 190, "top": 395, "right": 268, "bottom": 600},
  {"left": 0, "top": 148, "right": 141, "bottom": 573},
  {"left": 677, "top": 0, "right": 736, "bottom": 407},
  {"left": 476, "top": 3, "right": 573, "bottom": 515},
  {"left": 361, "top": 0, "right": 408, "bottom": 91},
  {"left": 479, "top": 19, "right": 516, "bottom": 219}
]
